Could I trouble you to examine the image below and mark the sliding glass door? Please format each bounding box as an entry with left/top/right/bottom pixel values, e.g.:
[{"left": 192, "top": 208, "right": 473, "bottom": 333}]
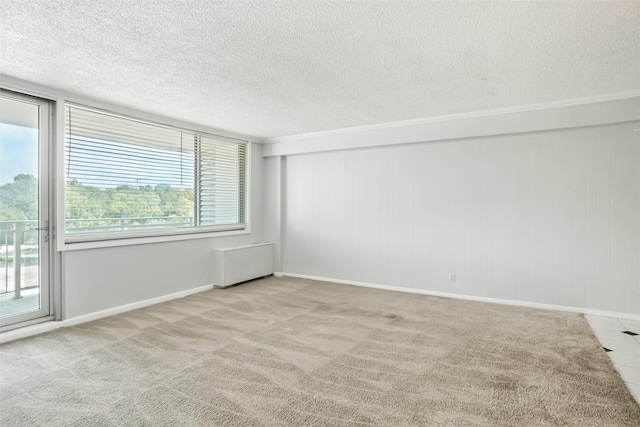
[{"left": 0, "top": 90, "right": 51, "bottom": 328}]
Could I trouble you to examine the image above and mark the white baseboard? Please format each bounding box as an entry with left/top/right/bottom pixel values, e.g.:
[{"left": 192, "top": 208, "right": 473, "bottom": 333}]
[
  {"left": 4, "top": 274, "right": 637, "bottom": 344},
  {"left": 276, "top": 272, "right": 640, "bottom": 321},
  {"left": 0, "top": 284, "right": 214, "bottom": 344}
]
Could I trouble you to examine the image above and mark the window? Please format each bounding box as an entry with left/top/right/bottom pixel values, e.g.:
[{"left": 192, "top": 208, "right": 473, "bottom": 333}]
[{"left": 64, "top": 104, "right": 247, "bottom": 242}]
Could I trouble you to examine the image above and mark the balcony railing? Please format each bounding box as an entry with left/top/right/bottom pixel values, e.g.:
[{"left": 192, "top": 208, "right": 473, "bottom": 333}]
[
  {"left": 0, "top": 216, "right": 192, "bottom": 299},
  {"left": 0, "top": 220, "right": 39, "bottom": 300}
]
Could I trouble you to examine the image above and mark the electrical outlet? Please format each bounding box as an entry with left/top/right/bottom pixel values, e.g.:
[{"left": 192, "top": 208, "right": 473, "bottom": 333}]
[{"left": 449, "top": 273, "right": 455, "bottom": 282}]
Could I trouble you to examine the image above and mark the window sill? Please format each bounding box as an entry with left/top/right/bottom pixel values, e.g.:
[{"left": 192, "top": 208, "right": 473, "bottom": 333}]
[{"left": 58, "top": 226, "right": 250, "bottom": 251}]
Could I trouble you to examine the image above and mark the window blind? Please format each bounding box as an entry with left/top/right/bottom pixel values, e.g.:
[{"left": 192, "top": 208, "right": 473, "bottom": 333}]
[
  {"left": 196, "top": 134, "right": 246, "bottom": 226},
  {"left": 64, "top": 104, "right": 247, "bottom": 239}
]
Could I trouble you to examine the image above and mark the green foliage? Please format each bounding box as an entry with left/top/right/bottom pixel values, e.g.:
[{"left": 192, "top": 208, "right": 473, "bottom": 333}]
[
  {"left": 0, "top": 174, "right": 38, "bottom": 220},
  {"left": 65, "top": 180, "right": 195, "bottom": 230},
  {"left": 0, "top": 175, "right": 195, "bottom": 227}
]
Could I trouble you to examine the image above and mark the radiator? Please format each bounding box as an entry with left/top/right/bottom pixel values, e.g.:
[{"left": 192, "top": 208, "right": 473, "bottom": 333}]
[{"left": 212, "top": 242, "right": 274, "bottom": 288}]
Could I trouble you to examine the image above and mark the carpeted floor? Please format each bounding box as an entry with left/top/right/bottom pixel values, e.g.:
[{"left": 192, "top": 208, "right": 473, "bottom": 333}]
[{"left": 1, "top": 276, "right": 639, "bottom": 426}]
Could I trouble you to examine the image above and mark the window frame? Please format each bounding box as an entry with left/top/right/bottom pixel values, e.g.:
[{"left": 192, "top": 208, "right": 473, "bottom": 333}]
[{"left": 54, "top": 101, "right": 253, "bottom": 252}]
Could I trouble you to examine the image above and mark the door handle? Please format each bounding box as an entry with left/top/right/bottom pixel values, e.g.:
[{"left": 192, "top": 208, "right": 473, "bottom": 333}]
[{"left": 31, "top": 221, "right": 50, "bottom": 242}]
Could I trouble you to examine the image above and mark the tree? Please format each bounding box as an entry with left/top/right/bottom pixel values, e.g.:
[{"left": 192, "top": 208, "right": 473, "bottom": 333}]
[
  {"left": 0, "top": 174, "right": 38, "bottom": 220},
  {"left": 1, "top": 174, "right": 196, "bottom": 229}
]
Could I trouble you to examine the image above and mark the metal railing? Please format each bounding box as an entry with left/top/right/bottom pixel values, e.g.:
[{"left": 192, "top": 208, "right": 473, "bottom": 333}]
[
  {"left": 0, "top": 216, "right": 192, "bottom": 299},
  {"left": 0, "top": 220, "right": 39, "bottom": 299},
  {"left": 64, "top": 216, "right": 193, "bottom": 233}
]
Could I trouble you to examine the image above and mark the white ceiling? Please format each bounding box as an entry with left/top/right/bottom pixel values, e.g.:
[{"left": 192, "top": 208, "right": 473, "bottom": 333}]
[{"left": 1, "top": 1, "right": 638, "bottom": 140}]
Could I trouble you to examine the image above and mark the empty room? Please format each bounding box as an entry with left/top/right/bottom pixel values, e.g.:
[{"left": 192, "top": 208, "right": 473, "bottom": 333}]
[{"left": 0, "top": 1, "right": 639, "bottom": 425}]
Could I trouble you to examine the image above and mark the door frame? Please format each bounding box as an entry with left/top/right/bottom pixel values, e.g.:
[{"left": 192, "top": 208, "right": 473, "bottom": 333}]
[{"left": 0, "top": 89, "right": 55, "bottom": 330}]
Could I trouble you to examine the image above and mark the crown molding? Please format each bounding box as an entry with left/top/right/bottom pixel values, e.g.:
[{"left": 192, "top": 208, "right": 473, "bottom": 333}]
[
  {"left": 263, "top": 91, "right": 640, "bottom": 157},
  {"left": 265, "top": 90, "right": 640, "bottom": 143}
]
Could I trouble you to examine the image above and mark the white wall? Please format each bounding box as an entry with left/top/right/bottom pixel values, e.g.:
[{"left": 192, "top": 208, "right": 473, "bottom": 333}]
[
  {"left": 279, "top": 122, "right": 640, "bottom": 316},
  {"left": 263, "top": 156, "right": 285, "bottom": 271},
  {"left": 63, "top": 143, "right": 264, "bottom": 319},
  {"left": 0, "top": 76, "right": 267, "bottom": 321}
]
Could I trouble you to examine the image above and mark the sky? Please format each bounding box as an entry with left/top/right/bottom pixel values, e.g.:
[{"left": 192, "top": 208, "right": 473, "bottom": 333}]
[
  {"left": 66, "top": 136, "right": 194, "bottom": 189},
  {"left": 0, "top": 122, "right": 192, "bottom": 189},
  {"left": 0, "top": 123, "right": 39, "bottom": 185}
]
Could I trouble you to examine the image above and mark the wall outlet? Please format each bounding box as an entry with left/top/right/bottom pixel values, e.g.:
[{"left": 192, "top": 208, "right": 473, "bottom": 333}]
[{"left": 449, "top": 273, "right": 456, "bottom": 282}]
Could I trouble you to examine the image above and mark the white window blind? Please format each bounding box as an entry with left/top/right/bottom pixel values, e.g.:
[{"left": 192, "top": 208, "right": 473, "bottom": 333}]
[{"left": 64, "top": 104, "right": 247, "bottom": 240}]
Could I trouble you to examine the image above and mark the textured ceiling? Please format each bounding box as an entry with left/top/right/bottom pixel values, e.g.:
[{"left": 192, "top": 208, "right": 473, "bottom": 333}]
[{"left": 1, "top": 1, "right": 639, "bottom": 139}]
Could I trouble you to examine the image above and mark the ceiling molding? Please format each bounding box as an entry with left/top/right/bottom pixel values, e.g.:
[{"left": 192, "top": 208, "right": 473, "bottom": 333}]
[
  {"left": 2, "top": 2, "right": 638, "bottom": 138},
  {"left": 264, "top": 90, "right": 640, "bottom": 144},
  {"left": 263, "top": 93, "right": 640, "bottom": 157}
]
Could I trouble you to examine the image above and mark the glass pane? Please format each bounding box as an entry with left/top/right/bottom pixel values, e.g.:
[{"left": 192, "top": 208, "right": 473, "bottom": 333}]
[
  {"left": 65, "top": 105, "right": 196, "bottom": 236},
  {"left": 0, "top": 96, "right": 41, "bottom": 317},
  {"left": 64, "top": 104, "right": 247, "bottom": 239}
]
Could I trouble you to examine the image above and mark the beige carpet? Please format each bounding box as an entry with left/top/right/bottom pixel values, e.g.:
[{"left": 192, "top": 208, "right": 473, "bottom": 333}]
[{"left": 1, "top": 276, "right": 638, "bottom": 426}]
